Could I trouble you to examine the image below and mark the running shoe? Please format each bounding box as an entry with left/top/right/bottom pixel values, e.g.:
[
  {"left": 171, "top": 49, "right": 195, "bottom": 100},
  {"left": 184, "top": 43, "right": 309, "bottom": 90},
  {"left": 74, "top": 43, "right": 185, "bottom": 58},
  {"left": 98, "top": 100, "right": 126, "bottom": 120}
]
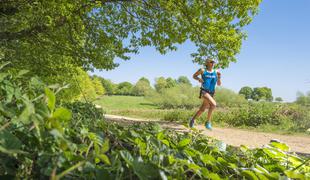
[
  {"left": 189, "top": 118, "right": 195, "bottom": 128},
  {"left": 205, "top": 121, "right": 212, "bottom": 130}
]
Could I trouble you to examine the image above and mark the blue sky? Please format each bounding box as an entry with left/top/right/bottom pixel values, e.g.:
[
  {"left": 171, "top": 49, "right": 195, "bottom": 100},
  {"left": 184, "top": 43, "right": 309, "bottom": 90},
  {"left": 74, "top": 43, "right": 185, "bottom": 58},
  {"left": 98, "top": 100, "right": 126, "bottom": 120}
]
[{"left": 92, "top": 0, "right": 310, "bottom": 102}]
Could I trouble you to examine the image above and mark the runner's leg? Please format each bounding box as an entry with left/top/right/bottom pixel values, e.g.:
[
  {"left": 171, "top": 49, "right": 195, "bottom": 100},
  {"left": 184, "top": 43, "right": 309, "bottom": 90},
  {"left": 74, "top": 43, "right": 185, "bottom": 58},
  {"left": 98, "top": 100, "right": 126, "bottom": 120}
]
[
  {"left": 203, "top": 93, "right": 216, "bottom": 122},
  {"left": 192, "top": 98, "right": 209, "bottom": 120}
]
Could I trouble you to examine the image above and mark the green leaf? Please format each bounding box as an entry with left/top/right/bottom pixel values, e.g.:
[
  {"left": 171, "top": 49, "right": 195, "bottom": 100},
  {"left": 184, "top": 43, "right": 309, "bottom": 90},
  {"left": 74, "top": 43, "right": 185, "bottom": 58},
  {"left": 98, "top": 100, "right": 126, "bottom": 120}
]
[
  {"left": 201, "top": 154, "right": 217, "bottom": 164},
  {"left": 284, "top": 170, "right": 305, "bottom": 179},
  {"left": 45, "top": 88, "right": 56, "bottom": 112},
  {"left": 101, "top": 139, "right": 109, "bottom": 153},
  {"left": 134, "top": 138, "right": 147, "bottom": 155},
  {"left": 178, "top": 138, "right": 191, "bottom": 148},
  {"left": 251, "top": 167, "right": 269, "bottom": 180},
  {"left": 156, "top": 132, "right": 165, "bottom": 140},
  {"left": 167, "top": 155, "right": 175, "bottom": 165},
  {"left": 0, "top": 130, "right": 22, "bottom": 150},
  {"left": 98, "top": 154, "right": 111, "bottom": 165},
  {"left": 159, "top": 170, "right": 167, "bottom": 180},
  {"left": 18, "top": 97, "right": 35, "bottom": 124},
  {"left": 120, "top": 150, "right": 134, "bottom": 166},
  {"left": 161, "top": 139, "right": 170, "bottom": 147},
  {"left": 187, "top": 163, "right": 201, "bottom": 171},
  {"left": 53, "top": 107, "right": 72, "bottom": 121},
  {"left": 35, "top": 101, "right": 50, "bottom": 118},
  {"left": 208, "top": 173, "right": 221, "bottom": 180},
  {"left": 56, "top": 161, "right": 85, "bottom": 179},
  {"left": 253, "top": 173, "right": 269, "bottom": 180},
  {"left": 201, "top": 167, "right": 210, "bottom": 178},
  {"left": 242, "top": 170, "right": 259, "bottom": 180},
  {"left": 265, "top": 172, "right": 280, "bottom": 180},
  {"left": 16, "top": 70, "right": 29, "bottom": 78},
  {"left": 132, "top": 159, "right": 159, "bottom": 179},
  {"left": 0, "top": 62, "right": 10, "bottom": 70},
  {"left": 5, "top": 85, "right": 14, "bottom": 102},
  {"left": 0, "top": 146, "right": 27, "bottom": 155},
  {"left": 50, "top": 129, "right": 64, "bottom": 139},
  {"left": 240, "top": 145, "right": 249, "bottom": 152},
  {"left": 269, "top": 142, "right": 290, "bottom": 151},
  {"left": 255, "top": 164, "right": 268, "bottom": 173},
  {"left": 130, "top": 130, "right": 140, "bottom": 137},
  {"left": 288, "top": 155, "right": 303, "bottom": 167},
  {"left": 96, "top": 168, "right": 112, "bottom": 180},
  {"left": 0, "top": 73, "right": 9, "bottom": 81},
  {"left": 263, "top": 148, "right": 285, "bottom": 159},
  {"left": 217, "top": 157, "right": 229, "bottom": 166}
]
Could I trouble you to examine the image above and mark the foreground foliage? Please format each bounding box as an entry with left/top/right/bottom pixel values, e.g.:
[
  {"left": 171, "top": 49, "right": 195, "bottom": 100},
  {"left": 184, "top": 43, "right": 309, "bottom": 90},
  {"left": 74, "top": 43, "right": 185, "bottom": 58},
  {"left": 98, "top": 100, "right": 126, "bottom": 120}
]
[{"left": 0, "top": 68, "right": 309, "bottom": 179}]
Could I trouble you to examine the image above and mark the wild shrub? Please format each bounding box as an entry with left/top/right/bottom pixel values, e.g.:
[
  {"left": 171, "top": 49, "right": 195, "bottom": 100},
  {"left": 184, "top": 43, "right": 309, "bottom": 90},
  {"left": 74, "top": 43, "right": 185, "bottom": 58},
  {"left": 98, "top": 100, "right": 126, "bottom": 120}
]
[
  {"left": 146, "top": 84, "right": 201, "bottom": 109},
  {"left": 63, "top": 101, "right": 105, "bottom": 129},
  {"left": 163, "top": 109, "right": 193, "bottom": 122},
  {"left": 215, "top": 87, "right": 248, "bottom": 107},
  {"left": 277, "top": 104, "right": 310, "bottom": 132},
  {"left": 215, "top": 102, "right": 286, "bottom": 127}
]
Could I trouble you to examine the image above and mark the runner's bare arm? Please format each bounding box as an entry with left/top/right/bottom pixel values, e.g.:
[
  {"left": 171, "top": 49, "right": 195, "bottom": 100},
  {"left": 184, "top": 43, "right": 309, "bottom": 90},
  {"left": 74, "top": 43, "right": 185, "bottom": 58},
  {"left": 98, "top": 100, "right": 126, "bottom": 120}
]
[
  {"left": 193, "top": 68, "right": 204, "bottom": 83},
  {"left": 217, "top": 71, "right": 222, "bottom": 86}
]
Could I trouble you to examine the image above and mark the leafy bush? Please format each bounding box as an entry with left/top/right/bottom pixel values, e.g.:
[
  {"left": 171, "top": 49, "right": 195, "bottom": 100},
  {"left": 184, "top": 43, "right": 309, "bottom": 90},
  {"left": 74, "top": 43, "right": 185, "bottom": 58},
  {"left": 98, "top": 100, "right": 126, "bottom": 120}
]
[
  {"left": 147, "top": 86, "right": 248, "bottom": 109},
  {"left": 295, "top": 91, "right": 310, "bottom": 106},
  {"left": 0, "top": 67, "right": 77, "bottom": 178},
  {"left": 132, "top": 77, "right": 152, "bottom": 96},
  {"left": 115, "top": 82, "right": 134, "bottom": 95},
  {"left": 163, "top": 109, "right": 193, "bottom": 122},
  {"left": 92, "top": 75, "right": 116, "bottom": 95},
  {"left": 276, "top": 104, "right": 310, "bottom": 132},
  {"left": 216, "top": 102, "right": 286, "bottom": 127},
  {"left": 215, "top": 87, "right": 248, "bottom": 107},
  {"left": 63, "top": 101, "right": 105, "bottom": 129},
  {"left": 146, "top": 84, "right": 201, "bottom": 109},
  {"left": 42, "top": 67, "right": 98, "bottom": 102},
  {"left": 92, "top": 77, "right": 105, "bottom": 96}
]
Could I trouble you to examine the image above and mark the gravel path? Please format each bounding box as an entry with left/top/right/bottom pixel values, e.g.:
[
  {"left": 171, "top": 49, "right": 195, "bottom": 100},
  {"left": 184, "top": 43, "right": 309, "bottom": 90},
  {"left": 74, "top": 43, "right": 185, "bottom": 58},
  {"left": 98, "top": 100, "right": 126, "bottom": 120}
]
[{"left": 105, "top": 114, "right": 310, "bottom": 154}]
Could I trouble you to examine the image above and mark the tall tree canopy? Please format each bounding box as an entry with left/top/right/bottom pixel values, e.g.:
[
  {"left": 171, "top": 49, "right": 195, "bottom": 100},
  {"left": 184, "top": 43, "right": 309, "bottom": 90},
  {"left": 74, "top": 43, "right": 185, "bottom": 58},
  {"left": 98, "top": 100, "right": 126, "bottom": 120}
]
[
  {"left": 239, "top": 86, "right": 253, "bottom": 100},
  {"left": 1, "top": 0, "right": 261, "bottom": 77},
  {"left": 177, "top": 76, "right": 192, "bottom": 86},
  {"left": 132, "top": 77, "right": 152, "bottom": 96},
  {"left": 252, "top": 87, "right": 273, "bottom": 102}
]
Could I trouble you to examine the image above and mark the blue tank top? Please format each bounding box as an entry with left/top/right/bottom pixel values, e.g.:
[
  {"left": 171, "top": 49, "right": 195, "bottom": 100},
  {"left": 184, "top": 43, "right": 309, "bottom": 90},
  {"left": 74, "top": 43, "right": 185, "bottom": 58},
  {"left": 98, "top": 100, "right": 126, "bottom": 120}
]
[{"left": 201, "top": 69, "right": 218, "bottom": 93}]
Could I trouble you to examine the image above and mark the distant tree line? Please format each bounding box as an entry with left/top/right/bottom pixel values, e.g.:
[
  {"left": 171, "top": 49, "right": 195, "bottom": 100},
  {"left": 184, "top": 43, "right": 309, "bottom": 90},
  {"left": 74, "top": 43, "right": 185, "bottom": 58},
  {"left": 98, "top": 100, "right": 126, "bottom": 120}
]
[
  {"left": 74, "top": 73, "right": 309, "bottom": 106},
  {"left": 238, "top": 86, "right": 275, "bottom": 102},
  {"left": 92, "top": 75, "right": 192, "bottom": 97},
  {"left": 295, "top": 91, "right": 310, "bottom": 106}
]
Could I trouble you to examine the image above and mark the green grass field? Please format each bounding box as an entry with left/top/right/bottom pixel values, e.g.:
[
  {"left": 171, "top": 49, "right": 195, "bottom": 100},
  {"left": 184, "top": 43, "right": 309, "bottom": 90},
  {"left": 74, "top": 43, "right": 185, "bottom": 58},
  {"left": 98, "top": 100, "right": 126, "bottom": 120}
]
[
  {"left": 94, "top": 95, "right": 158, "bottom": 111},
  {"left": 94, "top": 95, "right": 195, "bottom": 121}
]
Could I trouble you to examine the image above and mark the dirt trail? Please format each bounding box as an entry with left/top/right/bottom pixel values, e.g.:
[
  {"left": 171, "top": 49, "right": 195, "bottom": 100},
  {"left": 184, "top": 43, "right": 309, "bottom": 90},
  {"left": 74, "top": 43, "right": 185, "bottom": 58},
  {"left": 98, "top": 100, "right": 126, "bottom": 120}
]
[{"left": 105, "top": 114, "right": 310, "bottom": 154}]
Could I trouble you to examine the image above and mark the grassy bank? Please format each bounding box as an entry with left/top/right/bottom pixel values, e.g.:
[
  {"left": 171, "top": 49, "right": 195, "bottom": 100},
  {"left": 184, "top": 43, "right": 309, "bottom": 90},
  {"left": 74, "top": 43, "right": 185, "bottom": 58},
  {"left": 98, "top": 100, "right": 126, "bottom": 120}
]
[
  {"left": 94, "top": 95, "right": 158, "bottom": 111},
  {"left": 95, "top": 96, "right": 310, "bottom": 135}
]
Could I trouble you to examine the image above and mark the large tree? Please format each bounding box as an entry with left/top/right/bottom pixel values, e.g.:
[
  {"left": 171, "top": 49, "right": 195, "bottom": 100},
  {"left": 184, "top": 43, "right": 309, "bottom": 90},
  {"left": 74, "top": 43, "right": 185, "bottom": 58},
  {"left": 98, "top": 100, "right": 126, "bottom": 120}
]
[
  {"left": 92, "top": 75, "right": 116, "bottom": 95},
  {"left": 296, "top": 91, "right": 310, "bottom": 106},
  {"left": 177, "top": 76, "right": 192, "bottom": 86},
  {"left": 239, "top": 86, "right": 253, "bottom": 100},
  {"left": 1, "top": 0, "right": 262, "bottom": 77},
  {"left": 252, "top": 87, "right": 273, "bottom": 101},
  {"left": 115, "top": 81, "right": 133, "bottom": 95},
  {"left": 132, "top": 77, "right": 152, "bottom": 96},
  {"left": 154, "top": 77, "right": 168, "bottom": 92},
  {"left": 92, "top": 77, "right": 106, "bottom": 96},
  {"left": 166, "top": 77, "right": 177, "bottom": 88}
]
